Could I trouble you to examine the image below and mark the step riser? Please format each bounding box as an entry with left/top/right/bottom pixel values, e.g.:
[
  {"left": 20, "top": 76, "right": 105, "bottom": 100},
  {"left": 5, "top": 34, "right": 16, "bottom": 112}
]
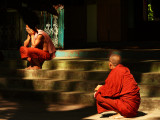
[
  {"left": 55, "top": 49, "right": 160, "bottom": 60},
  {"left": 2, "top": 49, "right": 160, "bottom": 60},
  {"left": 123, "top": 62, "right": 160, "bottom": 73},
  {"left": 1, "top": 59, "right": 160, "bottom": 73},
  {"left": 0, "top": 70, "right": 109, "bottom": 80},
  {"left": 2, "top": 49, "right": 160, "bottom": 73},
  {"left": 133, "top": 73, "right": 160, "bottom": 85},
  {"left": 0, "top": 60, "right": 27, "bottom": 69},
  {"left": 43, "top": 60, "right": 109, "bottom": 71},
  {"left": 139, "top": 98, "right": 160, "bottom": 111},
  {"left": 0, "top": 90, "right": 95, "bottom": 105},
  {"left": 0, "top": 90, "right": 159, "bottom": 111},
  {"left": 139, "top": 85, "right": 160, "bottom": 97},
  {"left": 0, "top": 78, "right": 160, "bottom": 97},
  {"left": 0, "top": 79, "right": 100, "bottom": 91},
  {"left": 43, "top": 60, "right": 160, "bottom": 72},
  {"left": 1, "top": 71, "right": 160, "bottom": 85}
]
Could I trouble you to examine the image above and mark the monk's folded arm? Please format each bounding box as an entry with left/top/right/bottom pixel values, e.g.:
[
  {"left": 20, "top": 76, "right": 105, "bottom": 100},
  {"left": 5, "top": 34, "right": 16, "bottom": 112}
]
[
  {"left": 24, "top": 34, "right": 31, "bottom": 47},
  {"left": 31, "top": 35, "right": 44, "bottom": 48}
]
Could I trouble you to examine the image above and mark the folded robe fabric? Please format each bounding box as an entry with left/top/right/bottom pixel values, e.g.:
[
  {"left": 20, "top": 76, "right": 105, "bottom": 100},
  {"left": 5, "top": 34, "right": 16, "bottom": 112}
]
[
  {"left": 95, "top": 64, "right": 141, "bottom": 118},
  {"left": 20, "top": 46, "right": 51, "bottom": 63}
]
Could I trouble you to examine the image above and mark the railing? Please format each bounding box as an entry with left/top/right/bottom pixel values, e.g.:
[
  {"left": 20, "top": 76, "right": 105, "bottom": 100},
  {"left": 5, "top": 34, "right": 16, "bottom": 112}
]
[
  {"left": 0, "top": 8, "right": 64, "bottom": 50},
  {"left": 40, "top": 7, "right": 64, "bottom": 49}
]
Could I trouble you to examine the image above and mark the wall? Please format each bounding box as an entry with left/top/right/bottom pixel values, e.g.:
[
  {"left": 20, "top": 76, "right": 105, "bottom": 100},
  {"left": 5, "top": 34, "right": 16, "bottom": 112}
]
[
  {"left": 97, "top": 0, "right": 121, "bottom": 42},
  {"left": 87, "top": 3, "right": 97, "bottom": 43}
]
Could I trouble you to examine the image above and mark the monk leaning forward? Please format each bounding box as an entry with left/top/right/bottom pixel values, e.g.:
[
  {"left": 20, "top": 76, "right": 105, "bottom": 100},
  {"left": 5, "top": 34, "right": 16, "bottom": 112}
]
[
  {"left": 94, "top": 54, "right": 141, "bottom": 119},
  {"left": 20, "top": 25, "right": 56, "bottom": 70}
]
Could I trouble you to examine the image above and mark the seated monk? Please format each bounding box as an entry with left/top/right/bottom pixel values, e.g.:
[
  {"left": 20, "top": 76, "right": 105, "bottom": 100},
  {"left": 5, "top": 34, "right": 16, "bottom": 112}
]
[
  {"left": 94, "top": 54, "right": 141, "bottom": 119},
  {"left": 20, "top": 25, "right": 56, "bottom": 70}
]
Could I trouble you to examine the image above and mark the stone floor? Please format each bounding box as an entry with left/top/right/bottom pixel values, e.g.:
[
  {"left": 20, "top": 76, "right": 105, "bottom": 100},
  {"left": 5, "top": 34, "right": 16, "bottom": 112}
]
[
  {"left": 0, "top": 98, "right": 160, "bottom": 120},
  {"left": 83, "top": 110, "right": 160, "bottom": 120}
]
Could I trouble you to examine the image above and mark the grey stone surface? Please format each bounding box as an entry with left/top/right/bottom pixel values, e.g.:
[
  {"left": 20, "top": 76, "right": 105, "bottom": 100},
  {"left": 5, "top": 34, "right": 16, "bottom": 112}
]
[{"left": 0, "top": 98, "right": 160, "bottom": 120}]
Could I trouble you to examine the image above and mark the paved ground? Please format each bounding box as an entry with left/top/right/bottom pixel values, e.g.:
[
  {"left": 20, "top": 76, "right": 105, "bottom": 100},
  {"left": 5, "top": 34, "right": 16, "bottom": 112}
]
[
  {"left": 0, "top": 98, "right": 160, "bottom": 120},
  {"left": 0, "top": 98, "right": 96, "bottom": 120},
  {"left": 83, "top": 110, "right": 160, "bottom": 120}
]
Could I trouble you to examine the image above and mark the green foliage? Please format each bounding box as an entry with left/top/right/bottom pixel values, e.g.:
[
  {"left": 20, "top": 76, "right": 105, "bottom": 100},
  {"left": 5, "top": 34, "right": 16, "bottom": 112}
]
[{"left": 148, "top": 4, "right": 154, "bottom": 21}]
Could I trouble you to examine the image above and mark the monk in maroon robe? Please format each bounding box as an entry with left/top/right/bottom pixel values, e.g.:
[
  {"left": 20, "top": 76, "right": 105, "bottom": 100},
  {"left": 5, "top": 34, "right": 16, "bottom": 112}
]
[
  {"left": 20, "top": 25, "right": 56, "bottom": 70},
  {"left": 94, "top": 54, "right": 141, "bottom": 119}
]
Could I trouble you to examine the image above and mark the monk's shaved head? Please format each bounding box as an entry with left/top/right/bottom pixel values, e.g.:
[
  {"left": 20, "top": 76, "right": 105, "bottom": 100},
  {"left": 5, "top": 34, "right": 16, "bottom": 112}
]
[{"left": 109, "top": 54, "right": 121, "bottom": 67}]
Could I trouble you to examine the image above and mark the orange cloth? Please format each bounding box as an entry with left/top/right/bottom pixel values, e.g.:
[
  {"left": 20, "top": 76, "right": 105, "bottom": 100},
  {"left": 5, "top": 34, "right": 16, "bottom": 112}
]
[
  {"left": 20, "top": 46, "right": 51, "bottom": 63},
  {"left": 95, "top": 64, "right": 141, "bottom": 118}
]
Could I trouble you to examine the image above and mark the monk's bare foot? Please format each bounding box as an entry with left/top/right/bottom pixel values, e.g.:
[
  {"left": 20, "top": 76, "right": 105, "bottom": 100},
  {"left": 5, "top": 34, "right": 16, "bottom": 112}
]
[
  {"left": 25, "top": 66, "right": 32, "bottom": 70},
  {"left": 30, "top": 66, "right": 41, "bottom": 70},
  {"left": 27, "top": 57, "right": 31, "bottom": 62},
  {"left": 109, "top": 113, "right": 124, "bottom": 119}
]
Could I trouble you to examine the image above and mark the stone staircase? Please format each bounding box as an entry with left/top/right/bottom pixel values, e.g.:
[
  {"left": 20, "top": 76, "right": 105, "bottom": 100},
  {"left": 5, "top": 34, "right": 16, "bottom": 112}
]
[{"left": 0, "top": 48, "right": 160, "bottom": 112}]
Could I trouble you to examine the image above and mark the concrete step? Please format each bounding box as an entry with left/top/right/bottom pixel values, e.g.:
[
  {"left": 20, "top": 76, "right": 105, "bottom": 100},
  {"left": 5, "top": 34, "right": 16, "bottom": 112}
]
[
  {"left": 0, "top": 69, "right": 109, "bottom": 80},
  {"left": 0, "top": 88, "right": 159, "bottom": 111},
  {"left": 0, "top": 60, "right": 27, "bottom": 69},
  {"left": 0, "top": 89, "right": 95, "bottom": 105},
  {"left": 0, "top": 58, "right": 109, "bottom": 71},
  {"left": 2, "top": 48, "right": 160, "bottom": 72},
  {"left": 2, "top": 48, "right": 160, "bottom": 60},
  {"left": 0, "top": 97, "right": 96, "bottom": 120},
  {"left": 55, "top": 48, "right": 160, "bottom": 60},
  {"left": 133, "top": 72, "right": 160, "bottom": 85},
  {"left": 0, "top": 98, "right": 159, "bottom": 120},
  {"left": 83, "top": 110, "right": 160, "bottom": 120},
  {"left": 123, "top": 60, "right": 160, "bottom": 73},
  {"left": 1, "top": 57, "right": 160, "bottom": 72},
  {"left": 42, "top": 59, "right": 109, "bottom": 71},
  {"left": 1, "top": 58, "right": 160, "bottom": 73},
  {"left": 43, "top": 59, "right": 160, "bottom": 72},
  {"left": 49, "top": 48, "right": 160, "bottom": 72},
  {"left": 0, "top": 69, "right": 160, "bottom": 85},
  {"left": 0, "top": 77, "right": 159, "bottom": 97}
]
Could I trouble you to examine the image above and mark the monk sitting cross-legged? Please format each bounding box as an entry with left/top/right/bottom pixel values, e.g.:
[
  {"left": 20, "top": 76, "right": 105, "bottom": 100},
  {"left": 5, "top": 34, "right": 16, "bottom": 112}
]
[
  {"left": 20, "top": 25, "right": 56, "bottom": 70},
  {"left": 94, "top": 54, "right": 141, "bottom": 119}
]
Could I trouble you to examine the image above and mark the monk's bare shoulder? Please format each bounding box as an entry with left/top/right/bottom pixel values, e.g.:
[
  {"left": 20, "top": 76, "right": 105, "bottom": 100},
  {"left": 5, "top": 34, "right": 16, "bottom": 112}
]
[{"left": 37, "top": 34, "right": 44, "bottom": 40}]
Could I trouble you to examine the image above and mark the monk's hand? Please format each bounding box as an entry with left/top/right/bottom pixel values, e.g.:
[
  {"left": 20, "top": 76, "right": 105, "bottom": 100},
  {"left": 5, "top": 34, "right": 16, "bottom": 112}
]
[
  {"left": 26, "top": 28, "right": 34, "bottom": 35},
  {"left": 94, "top": 85, "right": 102, "bottom": 92}
]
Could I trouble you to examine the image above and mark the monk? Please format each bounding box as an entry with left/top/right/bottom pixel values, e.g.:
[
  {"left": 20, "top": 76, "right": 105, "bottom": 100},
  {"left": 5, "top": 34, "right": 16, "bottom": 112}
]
[
  {"left": 94, "top": 54, "right": 141, "bottom": 119},
  {"left": 19, "top": 25, "right": 56, "bottom": 70}
]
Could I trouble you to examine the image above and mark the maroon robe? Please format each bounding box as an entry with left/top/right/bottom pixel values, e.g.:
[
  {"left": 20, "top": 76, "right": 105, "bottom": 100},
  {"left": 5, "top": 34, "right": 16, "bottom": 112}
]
[
  {"left": 20, "top": 46, "right": 51, "bottom": 64},
  {"left": 95, "top": 64, "right": 141, "bottom": 118}
]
